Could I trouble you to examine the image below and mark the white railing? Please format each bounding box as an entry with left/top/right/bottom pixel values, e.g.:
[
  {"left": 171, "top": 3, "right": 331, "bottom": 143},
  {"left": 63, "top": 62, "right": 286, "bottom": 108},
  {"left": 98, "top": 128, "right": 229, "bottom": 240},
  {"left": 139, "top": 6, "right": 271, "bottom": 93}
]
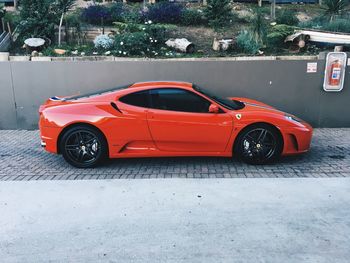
[{"left": 0, "top": 31, "right": 11, "bottom": 52}]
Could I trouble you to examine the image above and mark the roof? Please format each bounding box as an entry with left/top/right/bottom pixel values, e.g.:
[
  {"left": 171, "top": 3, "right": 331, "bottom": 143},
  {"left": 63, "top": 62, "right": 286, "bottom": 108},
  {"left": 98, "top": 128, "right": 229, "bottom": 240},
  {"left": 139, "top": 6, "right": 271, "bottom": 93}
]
[{"left": 130, "top": 81, "right": 193, "bottom": 89}]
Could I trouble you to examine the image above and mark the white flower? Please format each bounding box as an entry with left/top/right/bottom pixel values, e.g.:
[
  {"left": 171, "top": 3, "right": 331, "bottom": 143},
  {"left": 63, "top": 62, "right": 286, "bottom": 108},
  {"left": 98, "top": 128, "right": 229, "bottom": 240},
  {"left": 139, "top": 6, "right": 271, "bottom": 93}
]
[
  {"left": 142, "top": 28, "right": 146, "bottom": 31},
  {"left": 151, "top": 40, "right": 154, "bottom": 43},
  {"left": 105, "top": 51, "right": 111, "bottom": 55},
  {"left": 123, "top": 52, "right": 126, "bottom": 55},
  {"left": 120, "top": 41, "right": 124, "bottom": 45},
  {"left": 119, "top": 51, "right": 122, "bottom": 54},
  {"left": 93, "top": 34, "right": 114, "bottom": 50},
  {"left": 148, "top": 20, "right": 152, "bottom": 24},
  {"left": 71, "top": 50, "right": 78, "bottom": 55},
  {"left": 93, "top": 52, "right": 98, "bottom": 55},
  {"left": 154, "top": 40, "right": 158, "bottom": 43},
  {"left": 80, "top": 52, "right": 85, "bottom": 56}
]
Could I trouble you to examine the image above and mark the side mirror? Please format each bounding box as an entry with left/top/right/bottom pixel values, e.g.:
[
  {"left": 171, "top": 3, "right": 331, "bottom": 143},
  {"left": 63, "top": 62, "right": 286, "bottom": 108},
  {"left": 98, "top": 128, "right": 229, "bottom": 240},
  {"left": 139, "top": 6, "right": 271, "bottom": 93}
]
[{"left": 209, "top": 104, "right": 219, "bottom": 113}]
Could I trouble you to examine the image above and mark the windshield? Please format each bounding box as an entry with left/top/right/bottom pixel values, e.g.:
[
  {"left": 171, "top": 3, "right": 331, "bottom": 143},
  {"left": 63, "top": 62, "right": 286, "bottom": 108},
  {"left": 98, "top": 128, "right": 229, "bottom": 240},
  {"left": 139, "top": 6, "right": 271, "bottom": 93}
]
[{"left": 193, "top": 85, "right": 245, "bottom": 110}]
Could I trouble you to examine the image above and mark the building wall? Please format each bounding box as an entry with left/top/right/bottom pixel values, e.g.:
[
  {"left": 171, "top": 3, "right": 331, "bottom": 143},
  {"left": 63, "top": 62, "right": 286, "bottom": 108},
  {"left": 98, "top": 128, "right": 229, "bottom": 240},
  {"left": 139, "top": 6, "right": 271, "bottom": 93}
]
[{"left": 0, "top": 56, "right": 349, "bottom": 130}]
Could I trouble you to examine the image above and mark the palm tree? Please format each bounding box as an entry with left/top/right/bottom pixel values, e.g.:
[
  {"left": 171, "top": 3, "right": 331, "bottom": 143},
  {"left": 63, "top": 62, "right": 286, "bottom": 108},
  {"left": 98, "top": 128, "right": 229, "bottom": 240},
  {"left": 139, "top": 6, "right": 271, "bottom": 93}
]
[
  {"left": 321, "top": 0, "right": 349, "bottom": 21},
  {"left": 57, "top": 0, "right": 76, "bottom": 46}
]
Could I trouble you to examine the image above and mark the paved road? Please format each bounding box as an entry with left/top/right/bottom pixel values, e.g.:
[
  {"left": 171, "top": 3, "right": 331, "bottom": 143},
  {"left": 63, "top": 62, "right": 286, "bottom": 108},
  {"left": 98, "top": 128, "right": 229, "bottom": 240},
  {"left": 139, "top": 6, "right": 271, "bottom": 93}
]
[
  {"left": 1, "top": 178, "right": 350, "bottom": 262},
  {"left": 0, "top": 129, "right": 349, "bottom": 180}
]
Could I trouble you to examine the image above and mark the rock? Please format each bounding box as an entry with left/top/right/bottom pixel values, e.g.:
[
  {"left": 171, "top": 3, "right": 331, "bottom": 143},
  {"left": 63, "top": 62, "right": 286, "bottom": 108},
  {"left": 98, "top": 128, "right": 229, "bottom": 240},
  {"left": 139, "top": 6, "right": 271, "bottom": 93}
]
[
  {"left": 31, "top": 50, "right": 39, "bottom": 57},
  {"left": 54, "top": 49, "right": 66, "bottom": 55}
]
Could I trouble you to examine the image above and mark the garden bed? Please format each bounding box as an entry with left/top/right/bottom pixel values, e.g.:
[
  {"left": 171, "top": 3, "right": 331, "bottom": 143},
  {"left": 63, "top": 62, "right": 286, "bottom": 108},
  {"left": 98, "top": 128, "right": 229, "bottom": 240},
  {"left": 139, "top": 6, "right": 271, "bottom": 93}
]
[{"left": 2, "top": 1, "right": 349, "bottom": 58}]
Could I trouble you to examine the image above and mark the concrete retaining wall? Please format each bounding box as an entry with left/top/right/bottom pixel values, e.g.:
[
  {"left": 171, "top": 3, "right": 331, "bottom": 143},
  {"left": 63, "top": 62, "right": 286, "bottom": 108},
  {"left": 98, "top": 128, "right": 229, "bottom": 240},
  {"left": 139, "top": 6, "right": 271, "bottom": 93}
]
[{"left": 1, "top": 56, "right": 350, "bottom": 129}]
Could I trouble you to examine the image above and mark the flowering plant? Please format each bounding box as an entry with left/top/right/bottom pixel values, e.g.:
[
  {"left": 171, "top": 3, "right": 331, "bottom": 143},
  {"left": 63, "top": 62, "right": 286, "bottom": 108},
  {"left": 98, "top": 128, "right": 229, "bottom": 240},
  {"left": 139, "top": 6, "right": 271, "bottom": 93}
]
[
  {"left": 113, "top": 21, "right": 174, "bottom": 57},
  {"left": 93, "top": 34, "right": 114, "bottom": 50}
]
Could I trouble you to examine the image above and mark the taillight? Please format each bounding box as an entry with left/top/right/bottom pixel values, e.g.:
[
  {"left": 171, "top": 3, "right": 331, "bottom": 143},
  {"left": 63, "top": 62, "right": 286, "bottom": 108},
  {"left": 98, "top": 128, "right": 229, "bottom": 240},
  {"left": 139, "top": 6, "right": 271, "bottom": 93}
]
[{"left": 39, "top": 105, "right": 45, "bottom": 114}]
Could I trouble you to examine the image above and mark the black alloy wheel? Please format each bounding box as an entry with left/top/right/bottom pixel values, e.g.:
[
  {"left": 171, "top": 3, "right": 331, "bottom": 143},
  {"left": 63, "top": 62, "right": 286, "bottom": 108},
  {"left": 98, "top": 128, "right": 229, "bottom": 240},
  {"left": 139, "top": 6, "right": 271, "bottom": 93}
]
[
  {"left": 235, "top": 124, "right": 283, "bottom": 164},
  {"left": 60, "top": 125, "right": 107, "bottom": 168}
]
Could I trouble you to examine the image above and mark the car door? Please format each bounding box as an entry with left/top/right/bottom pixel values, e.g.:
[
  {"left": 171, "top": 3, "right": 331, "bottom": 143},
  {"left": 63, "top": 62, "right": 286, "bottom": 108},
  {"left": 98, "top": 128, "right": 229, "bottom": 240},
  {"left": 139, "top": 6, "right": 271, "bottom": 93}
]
[
  {"left": 146, "top": 88, "right": 233, "bottom": 152},
  {"left": 110, "top": 90, "right": 155, "bottom": 154}
]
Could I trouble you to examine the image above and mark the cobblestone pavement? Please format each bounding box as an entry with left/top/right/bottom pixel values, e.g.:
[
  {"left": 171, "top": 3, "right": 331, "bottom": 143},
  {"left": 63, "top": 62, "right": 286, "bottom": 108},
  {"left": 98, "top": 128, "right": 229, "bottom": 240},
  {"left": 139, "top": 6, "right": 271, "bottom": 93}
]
[{"left": 0, "top": 129, "right": 349, "bottom": 180}]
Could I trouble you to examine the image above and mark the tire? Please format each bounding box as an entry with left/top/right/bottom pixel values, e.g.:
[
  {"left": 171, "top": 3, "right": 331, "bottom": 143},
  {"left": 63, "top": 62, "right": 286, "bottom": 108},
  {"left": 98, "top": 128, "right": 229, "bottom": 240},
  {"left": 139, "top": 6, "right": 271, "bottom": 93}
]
[
  {"left": 60, "top": 125, "right": 107, "bottom": 168},
  {"left": 234, "top": 123, "right": 283, "bottom": 165}
]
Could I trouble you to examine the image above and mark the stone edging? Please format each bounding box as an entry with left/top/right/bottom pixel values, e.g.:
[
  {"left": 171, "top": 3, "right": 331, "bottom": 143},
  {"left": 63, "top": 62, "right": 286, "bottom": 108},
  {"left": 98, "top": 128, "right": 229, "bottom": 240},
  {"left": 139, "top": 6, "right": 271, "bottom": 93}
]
[{"left": 0, "top": 53, "right": 320, "bottom": 62}]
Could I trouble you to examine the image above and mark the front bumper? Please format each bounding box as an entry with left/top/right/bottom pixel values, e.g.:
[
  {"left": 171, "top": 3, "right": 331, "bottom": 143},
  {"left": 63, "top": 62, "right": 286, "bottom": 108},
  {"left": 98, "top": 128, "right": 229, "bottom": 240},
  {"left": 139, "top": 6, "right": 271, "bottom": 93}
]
[{"left": 281, "top": 122, "right": 313, "bottom": 155}]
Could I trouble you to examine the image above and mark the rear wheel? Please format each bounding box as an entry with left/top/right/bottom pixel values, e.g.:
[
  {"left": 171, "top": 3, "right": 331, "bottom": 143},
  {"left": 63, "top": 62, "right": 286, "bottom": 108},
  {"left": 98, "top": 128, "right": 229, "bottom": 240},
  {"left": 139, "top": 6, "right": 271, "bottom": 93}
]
[
  {"left": 60, "top": 125, "right": 107, "bottom": 168},
  {"left": 234, "top": 124, "right": 283, "bottom": 165}
]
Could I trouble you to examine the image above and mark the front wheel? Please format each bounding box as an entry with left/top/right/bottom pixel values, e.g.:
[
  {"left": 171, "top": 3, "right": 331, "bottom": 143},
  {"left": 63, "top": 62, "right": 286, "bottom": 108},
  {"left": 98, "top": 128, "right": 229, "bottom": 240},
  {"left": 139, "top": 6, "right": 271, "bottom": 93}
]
[
  {"left": 234, "top": 124, "right": 283, "bottom": 165},
  {"left": 60, "top": 125, "right": 107, "bottom": 168}
]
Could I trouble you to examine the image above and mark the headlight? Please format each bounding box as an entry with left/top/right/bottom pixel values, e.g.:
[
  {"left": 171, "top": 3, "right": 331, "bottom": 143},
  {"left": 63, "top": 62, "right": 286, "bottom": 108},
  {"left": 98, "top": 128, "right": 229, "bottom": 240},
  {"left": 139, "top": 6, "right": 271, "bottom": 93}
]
[{"left": 284, "top": 114, "right": 302, "bottom": 123}]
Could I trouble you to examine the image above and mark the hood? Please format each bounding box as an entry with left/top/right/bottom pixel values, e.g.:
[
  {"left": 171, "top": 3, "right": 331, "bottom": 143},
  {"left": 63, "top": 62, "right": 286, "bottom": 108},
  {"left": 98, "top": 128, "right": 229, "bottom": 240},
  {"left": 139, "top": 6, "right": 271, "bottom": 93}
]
[
  {"left": 229, "top": 97, "right": 286, "bottom": 117},
  {"left": 229, "top": 97, "right": 276, "bottom": 110}
]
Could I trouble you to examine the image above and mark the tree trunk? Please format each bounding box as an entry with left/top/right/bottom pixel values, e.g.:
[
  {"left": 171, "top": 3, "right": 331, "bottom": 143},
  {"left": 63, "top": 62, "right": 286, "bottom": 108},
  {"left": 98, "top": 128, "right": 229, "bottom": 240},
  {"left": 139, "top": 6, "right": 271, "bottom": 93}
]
[
  {"left": 58, "top": 12, "right": 64, "bottom": 46},
  {"left": 270, "top": 0, "right": 276, "bottom": 20},
  {"left": 258, "top": 0, "right": 262, "bottom": 7},
  {"left": 101, "top": 17, "right": 104, "bottom": 35},
  {"left": 1, "top": 18, "right": 4, "bottom": 32},
  {"left": 166, "top": 38, "right": 195, "bottom": 53}
]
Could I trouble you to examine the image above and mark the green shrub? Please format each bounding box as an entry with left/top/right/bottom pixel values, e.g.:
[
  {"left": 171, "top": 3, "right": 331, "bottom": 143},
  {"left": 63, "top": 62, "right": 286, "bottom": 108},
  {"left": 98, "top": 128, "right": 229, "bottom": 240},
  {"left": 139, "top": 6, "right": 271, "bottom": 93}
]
[
  {"left": 181, "top": 9, "right": 207, "bottom": 26},
  {"left": 299, "top": 17, "right": 350, "bottom": 33},
  {"left": 323, "top": 18, "right": 350, "bottom": 32},
  {"left": 276, "top": 9, "right": 299, "bottom": 26},
  {"left": 81, "top": 5, "right": 112, "bottom": 25},
  {"left": 113, "top": 22, "right": 173, "bottom": 57},
  {"left": 321, "top": 0, "right": 349, "bottom": 21},
  {"left": 250, "top": 8, "right": 268, "bottom": 44},
  {"left": 266, "top": 24, "right": 295, "bottom": 48},
  {"left": 3, "top": 11, "right": 20, "bottom": 29},
  {"left": 0, "top": 4, "right": 5, "bottom": 20},
  {"left": 299, "top": 19, "right": 324, "bottom": 30},
  {"left": 144, "top": 2, "right": 184, "bottom": 24},
  {"left": 121, "top": 8, "right": 142, "bottom": 23},
  {"left": 236, "top": 30, "right": 261, "bottom": 55},
  {"left": 204, "top": 0, "right": 233, "bottom": 30},
  {"left": 17, "top": 0, "right": 58, "bottom": 41}
]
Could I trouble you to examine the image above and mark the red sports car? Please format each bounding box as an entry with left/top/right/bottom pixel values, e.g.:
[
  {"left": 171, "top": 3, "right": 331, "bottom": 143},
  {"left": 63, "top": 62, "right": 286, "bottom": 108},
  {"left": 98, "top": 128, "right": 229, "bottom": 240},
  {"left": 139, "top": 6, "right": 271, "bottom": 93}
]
[{"left": 39, "top": 81, "right": 313, "bottom": 168}]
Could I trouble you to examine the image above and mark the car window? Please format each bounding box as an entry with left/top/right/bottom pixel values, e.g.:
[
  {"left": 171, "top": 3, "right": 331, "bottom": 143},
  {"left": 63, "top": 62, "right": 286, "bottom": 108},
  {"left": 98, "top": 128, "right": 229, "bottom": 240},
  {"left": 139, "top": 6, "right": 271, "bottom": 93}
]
[
  {"left": 119, "top": 90, "right": 150, "bottom": 108},
  {"left": 149, "top": 88, "right": 211, "bottom": 113}
]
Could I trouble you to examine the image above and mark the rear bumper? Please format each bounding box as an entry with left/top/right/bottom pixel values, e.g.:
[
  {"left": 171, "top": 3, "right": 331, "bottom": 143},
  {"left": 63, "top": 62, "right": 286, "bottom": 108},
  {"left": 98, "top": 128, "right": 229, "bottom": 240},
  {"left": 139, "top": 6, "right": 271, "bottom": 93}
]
[
  {"left": 281, "top": 122, "right": 313, "bottom": 155},
  {"left": 41, "top": 140, "right": 46, "bottom": 148},
  {"left": 39, "top": 126, "right": 61, "bottom": 154}
]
